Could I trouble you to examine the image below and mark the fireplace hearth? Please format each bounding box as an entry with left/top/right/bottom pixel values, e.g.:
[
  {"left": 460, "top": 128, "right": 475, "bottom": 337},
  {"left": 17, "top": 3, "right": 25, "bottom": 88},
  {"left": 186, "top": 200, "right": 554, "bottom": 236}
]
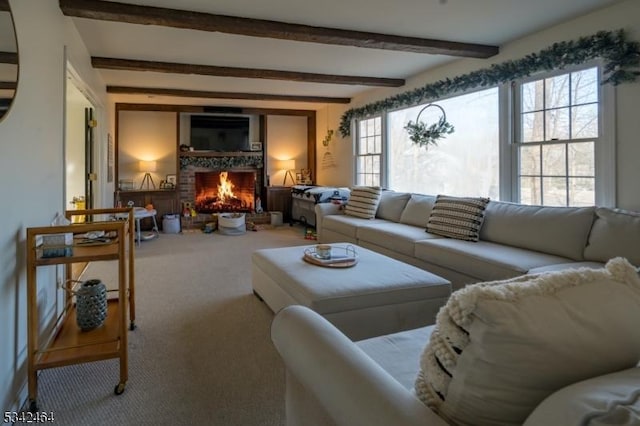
[{"left": 195, "top": 171, "right": 256, "bottom": 213}]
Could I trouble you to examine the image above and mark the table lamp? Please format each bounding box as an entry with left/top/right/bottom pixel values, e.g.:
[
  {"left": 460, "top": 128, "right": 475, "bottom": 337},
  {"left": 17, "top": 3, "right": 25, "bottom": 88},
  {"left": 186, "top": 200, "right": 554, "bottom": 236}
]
[
  {"left": 139, "top": 160, "right": 157, "bottom": 189},
  {"left": 278, "top": 159, "right": 295, "bottom": 186}
]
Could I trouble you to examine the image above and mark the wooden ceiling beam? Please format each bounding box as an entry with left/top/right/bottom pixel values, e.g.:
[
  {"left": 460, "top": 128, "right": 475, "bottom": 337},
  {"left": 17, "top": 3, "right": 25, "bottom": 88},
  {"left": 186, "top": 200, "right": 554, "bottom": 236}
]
[
  {"left": 0, "top": 0, "right": 10, "bottom": 12},
  {"left": 93, "top": 57, "right": 405, "bottom": 87},
  {"left": 60, "top": 0, "right": 498, "bottom": 58},
  {"left": 106, "top": 86, "right": 351, "bottom": 104},
  {"left": 0, "top": 81, "right": 17, "bottom": 90},
  {"left": 0, "top": 52, "right": 18, "bottom": 64}
]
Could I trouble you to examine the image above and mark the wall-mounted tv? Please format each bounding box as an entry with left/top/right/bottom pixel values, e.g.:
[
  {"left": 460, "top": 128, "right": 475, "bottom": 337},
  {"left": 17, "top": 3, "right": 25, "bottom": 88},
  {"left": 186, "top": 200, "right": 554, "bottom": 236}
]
[{"left": 190, "top": 115, "right": 250, "bottom": 151}]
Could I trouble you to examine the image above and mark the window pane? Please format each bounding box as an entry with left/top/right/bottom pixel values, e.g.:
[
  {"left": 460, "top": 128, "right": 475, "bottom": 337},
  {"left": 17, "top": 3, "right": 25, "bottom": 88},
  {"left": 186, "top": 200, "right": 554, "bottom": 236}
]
[
  {"left": 545, "top": 74, "right": 570, "bottom": 109},
  {"left": 520, "top": 176, "right": 541, "bottom": 205},
  {"left": 569, "top": 177, "right": 595, "bottom": 206},
  {"left": 374, "top": 135, "right": 382, "bottom": 153},
  {"left": 367, "top": 136, "right": 375, "bottom": 154},
  {"left": 520, "top": 145, "right": 540, "bottom": 176},
  {"left": 366, "top": 119, "right": 374, "bottom": 137},
  {"left": 387, "top": 87, "right": 499, "bottom": 198},
  {"left": 365, "top": 156, "right": 373, "bottom": 173},
  {"left": 522, "top": 80, "right": 543, "bottom": 113},
  {"left": 571, "top": 67, "right": 598, "bottom": 104},
  {"left": 568, "top": 142, "right": 594, "bottom": 176},
  {"left": 359, "top": 120, "right": 367, "bottom": 138},
  {"left": 545, "top": 108, "right": 570, "bottom": 140},
  {"left": 522, "top": 111, "right": 544, "bottom": 142},
  {"left": 372, "top": 155, "right": 380, "bottom": 176},
  {"left": 374, "top": 117, "right": 381, "bottom": 134},
  {"left": 571, "top": 104, "right": 598, "bottom": 139},
  {"left": 542, "top": 177, "right": 567, "bottom": 206},
  {"left": 358, "top": 137, "right": 367, "bottom": 154},
  {"left": 357, "top": 157, "right": 365, "bottom": 175},
  {"left": 542, "top": 144, "right": 566, "bottom": 176}
]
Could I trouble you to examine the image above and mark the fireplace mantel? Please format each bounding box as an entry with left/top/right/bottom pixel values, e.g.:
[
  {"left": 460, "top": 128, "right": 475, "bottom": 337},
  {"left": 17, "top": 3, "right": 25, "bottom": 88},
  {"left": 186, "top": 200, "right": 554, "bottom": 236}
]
[{"left": 179, "top": 151, "right": 263, "bottom": 170}]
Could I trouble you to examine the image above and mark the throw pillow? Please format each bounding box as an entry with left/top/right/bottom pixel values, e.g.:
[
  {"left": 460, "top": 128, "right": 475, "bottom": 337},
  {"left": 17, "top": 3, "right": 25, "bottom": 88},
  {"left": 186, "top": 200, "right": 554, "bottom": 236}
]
[
  {"left": 426, "top": 195, "right": 490, "bottom": 241},
  {"left": 344, "top": 186, "right": 382, "bottom": 219},
  {"left": 414, "top": 258, "right": 640, "bottom": 426},
  {"left": 584, "top": 207, "right": 640, "bottom": 266}
]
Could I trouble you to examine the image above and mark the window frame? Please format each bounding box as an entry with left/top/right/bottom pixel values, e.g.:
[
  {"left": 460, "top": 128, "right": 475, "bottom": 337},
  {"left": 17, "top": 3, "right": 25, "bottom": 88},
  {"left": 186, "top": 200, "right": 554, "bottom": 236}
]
[
  {"left": 510, "top": 61, "right": 615, "bottom": 207},
  {"left": 354, "top": 115, "right": 385, "bottom": 187}
]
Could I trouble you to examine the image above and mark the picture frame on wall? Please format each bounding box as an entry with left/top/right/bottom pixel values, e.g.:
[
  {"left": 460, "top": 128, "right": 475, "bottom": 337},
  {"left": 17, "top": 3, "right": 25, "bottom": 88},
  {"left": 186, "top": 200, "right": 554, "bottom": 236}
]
[
  {"left": 295, "top": 172, "right": 303, "bottom": 184},
  {"left": 250, "top": 142, "right": 262, "bottom": 151}
]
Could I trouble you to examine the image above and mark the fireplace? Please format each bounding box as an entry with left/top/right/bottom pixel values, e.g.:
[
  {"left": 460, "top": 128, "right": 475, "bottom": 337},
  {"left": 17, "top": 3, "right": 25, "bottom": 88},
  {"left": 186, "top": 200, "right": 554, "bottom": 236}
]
[{"left": 195, "top": 171, "right": 256, "bottom": 213}]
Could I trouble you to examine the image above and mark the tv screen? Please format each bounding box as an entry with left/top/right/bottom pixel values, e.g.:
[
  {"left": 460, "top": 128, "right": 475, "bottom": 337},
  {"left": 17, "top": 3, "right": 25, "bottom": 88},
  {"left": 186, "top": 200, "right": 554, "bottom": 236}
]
[{"left": 190, "top": 115, "right": 250, "bottom": 151}]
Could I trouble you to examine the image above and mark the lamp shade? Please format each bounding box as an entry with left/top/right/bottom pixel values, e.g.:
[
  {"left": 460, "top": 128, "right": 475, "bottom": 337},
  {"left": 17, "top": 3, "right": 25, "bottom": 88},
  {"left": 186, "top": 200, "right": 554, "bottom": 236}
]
[
  {"left": 276, "top": 159, "right": 295, "bottom": 171},
  {"left": 139, "top": 160, "right": 157, "bottom": 173}
]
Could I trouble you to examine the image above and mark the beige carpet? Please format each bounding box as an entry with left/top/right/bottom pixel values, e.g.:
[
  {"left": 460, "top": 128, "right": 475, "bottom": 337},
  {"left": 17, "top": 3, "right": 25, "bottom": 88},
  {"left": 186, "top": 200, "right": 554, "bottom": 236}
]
[{"left": 21, "top": 226, "right": 311, "bottom": 426}]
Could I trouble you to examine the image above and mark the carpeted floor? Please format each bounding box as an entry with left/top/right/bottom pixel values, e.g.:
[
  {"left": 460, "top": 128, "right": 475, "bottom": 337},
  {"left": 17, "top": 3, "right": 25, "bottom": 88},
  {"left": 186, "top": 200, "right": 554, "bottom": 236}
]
[{"left": 20, "top": 225, "right": 311, "bottom": 426}]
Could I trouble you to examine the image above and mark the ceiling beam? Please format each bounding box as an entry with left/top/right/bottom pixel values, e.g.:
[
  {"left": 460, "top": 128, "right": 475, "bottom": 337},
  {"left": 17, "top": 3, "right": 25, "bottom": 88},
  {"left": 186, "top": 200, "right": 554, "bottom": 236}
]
[
  {"left": 0, "top": 0, "right": 9, "bottom": 12},
  {"left": 106, "top": 86, "right": 351, "bottom": 104},
  {"left": 0, "top": 81, "right": 16, "bottom": 90},
  {"left": 92, "top": 57, "right": 405, "bottom": 87},
  {"left": 60, "top": 0, "right": 498, "bottom": 58},
  {"left": 0, "top": 52, "right": 18, "bottom": 64}
]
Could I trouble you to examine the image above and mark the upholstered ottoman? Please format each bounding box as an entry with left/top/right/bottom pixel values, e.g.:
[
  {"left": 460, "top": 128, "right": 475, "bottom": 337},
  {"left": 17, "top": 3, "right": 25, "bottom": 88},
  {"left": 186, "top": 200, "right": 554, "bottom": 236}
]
[{"left": 252, "top": 244, "right": 451, "bottom": 340}]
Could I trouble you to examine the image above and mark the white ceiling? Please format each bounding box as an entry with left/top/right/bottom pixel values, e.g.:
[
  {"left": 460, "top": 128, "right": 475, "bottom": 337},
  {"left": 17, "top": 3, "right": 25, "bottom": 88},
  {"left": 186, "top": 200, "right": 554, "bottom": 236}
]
[{"left": 66, "top": 0, "right": 623, "bottom": 110}]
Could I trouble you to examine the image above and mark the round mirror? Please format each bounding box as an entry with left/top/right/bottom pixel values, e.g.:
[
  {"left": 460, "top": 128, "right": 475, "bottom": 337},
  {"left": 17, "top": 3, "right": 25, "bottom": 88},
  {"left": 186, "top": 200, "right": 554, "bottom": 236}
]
[{"left": 0, "top": 0, "right": 18, "bottom": 121}]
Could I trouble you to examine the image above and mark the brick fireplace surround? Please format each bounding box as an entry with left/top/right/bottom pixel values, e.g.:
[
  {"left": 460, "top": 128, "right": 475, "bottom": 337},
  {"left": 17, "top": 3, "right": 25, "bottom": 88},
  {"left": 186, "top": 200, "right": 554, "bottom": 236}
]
[{"left": 178, "top": 152, "right": 264, "bottom": 214}]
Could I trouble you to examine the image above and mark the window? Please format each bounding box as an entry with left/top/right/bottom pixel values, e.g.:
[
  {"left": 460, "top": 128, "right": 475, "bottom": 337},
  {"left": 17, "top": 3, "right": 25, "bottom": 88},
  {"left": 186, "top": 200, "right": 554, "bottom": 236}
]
[
  {"left": 515, "top": 67, "right": 600, "bottom": 206},
  {"left": 355, "top": 116, "right": 382, "bottom": 186},
  {"left": 387, "top": 88, "right": 499, "bottom": 198}
]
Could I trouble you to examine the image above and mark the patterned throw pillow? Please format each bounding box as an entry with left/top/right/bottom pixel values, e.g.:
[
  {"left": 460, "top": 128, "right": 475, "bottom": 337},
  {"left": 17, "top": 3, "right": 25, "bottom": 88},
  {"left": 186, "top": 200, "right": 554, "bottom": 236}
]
[
  {"left": 414, "top": 258, "right": 640, "bottom": 425},
  {"left": 426, "top": 195, "right": 490, "bottom": 241},
  {"left": 344, "top": 186, "right": 382, "bottom": 219}
]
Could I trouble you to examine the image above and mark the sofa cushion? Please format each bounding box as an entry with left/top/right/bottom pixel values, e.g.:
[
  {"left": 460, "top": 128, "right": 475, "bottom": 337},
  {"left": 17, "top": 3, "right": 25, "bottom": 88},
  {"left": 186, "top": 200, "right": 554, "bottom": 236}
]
[
  {"left": 480, "top": 200, "right": 595, "bottom": 260},
  {"left": 528, "top": 261, "right": 605, "bottom": 274},
  {"left": 414, "top": 238, "right": 570, "bottom": 282},
  {"left": 357, "top": 222, "right": 442, "bottom": 256},
  {"left": 322, "top": 214, "right": 387, "bottom": 239},
  {"left": 399, "top": 194, "right": 437, "bottom": 228},
  {"left": 356, "top": 326, "right": 434, "bottom": 390},
  {"left": 376, "top": 191, "right": 411, "bottom": 222},
  {"left": 524, "top": 367, "right": 640, "bottom": 426},
  {"left": 584, "top": 207, "right": 640, "bottom": 266},
  {"left": 344, "top": 186, "right": 382, "bottom": 219},
  {"left": 426, "top": 195, "right": 490, "bottom": 242},
  {"left": 414, "top": 258, "right": 640, "bottom": 426}
]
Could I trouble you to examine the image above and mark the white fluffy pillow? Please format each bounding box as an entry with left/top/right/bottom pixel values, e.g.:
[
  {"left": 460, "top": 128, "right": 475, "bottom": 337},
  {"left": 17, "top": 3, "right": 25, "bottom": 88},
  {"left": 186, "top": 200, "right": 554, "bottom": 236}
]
[{"left": 415, "top": 258, "right": 640, "bottom": 425}]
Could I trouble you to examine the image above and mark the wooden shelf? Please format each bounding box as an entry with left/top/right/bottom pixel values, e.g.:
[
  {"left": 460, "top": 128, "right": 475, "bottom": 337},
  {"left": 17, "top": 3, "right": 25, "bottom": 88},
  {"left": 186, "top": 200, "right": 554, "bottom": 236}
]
[
  {"left": 34, "top": 241, "right": 121, "bottom": 266},
  {"left": 36, "top": 300, "right": 121, "bottom": 369}
]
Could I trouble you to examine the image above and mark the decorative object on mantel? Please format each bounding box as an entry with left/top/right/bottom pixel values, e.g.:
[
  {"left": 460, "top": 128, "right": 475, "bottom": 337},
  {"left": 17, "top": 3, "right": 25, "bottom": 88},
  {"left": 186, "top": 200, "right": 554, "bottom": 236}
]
[
  {"left": 339, "top": 29, "right": 640, "bottom": 137},
  {"left": 405, "top": 103, "right": 454, "bottom": 149},
  {"left": 179, "top": 154, "right": 263, "bottom": 170}
]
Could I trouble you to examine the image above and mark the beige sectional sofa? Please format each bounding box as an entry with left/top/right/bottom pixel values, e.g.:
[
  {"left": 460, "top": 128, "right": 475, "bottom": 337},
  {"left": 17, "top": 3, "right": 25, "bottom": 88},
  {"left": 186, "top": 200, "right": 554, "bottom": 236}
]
[{"left": 316, "top": 191, "right": 640, "bottom": 290}]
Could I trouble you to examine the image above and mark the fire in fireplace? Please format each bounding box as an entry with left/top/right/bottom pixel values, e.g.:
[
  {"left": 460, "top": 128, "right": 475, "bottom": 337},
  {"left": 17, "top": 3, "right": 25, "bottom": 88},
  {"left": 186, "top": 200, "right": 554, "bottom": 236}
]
[{"left": 195, "top": 171, "right": 256, "bottom": 213}]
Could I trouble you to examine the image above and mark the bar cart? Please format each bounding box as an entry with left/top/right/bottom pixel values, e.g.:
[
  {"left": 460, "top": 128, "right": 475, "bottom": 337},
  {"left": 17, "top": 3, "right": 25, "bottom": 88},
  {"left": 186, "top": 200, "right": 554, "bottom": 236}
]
[{"left": 25, "top": 208, "right": 135, "bottom": 411}]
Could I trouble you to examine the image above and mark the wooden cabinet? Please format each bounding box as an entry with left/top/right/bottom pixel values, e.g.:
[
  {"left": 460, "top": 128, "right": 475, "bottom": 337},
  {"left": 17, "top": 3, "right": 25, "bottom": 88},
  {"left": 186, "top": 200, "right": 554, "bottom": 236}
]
[
  {"left": 267, "top": 186, "right": 292, "bottom": 222},
  {"left": 25, "top": 208, "right": 136, "bottom": 411},
  {"left": 115, "top": 189, "right": 178, "bottom": 230}
]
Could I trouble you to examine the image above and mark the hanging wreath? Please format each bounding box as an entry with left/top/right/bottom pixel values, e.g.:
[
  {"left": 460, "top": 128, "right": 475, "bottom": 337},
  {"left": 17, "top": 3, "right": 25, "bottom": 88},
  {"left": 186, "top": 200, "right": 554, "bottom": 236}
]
[{"left": 404, "top": 104, "right": 454, "bottom": 149}]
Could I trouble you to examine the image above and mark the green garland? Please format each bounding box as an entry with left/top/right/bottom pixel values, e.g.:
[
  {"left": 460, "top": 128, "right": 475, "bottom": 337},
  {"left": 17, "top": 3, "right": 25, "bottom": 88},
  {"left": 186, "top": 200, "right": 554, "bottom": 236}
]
[{"left": 339, "top": 29, "right": 640, "bottom": 137}]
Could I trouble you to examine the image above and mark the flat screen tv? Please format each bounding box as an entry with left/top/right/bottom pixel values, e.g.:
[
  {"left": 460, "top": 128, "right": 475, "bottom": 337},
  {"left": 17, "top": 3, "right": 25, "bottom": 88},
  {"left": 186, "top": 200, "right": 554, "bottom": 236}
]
[{"left": 190, "top": 115, "right": 250, "bottom": 151}]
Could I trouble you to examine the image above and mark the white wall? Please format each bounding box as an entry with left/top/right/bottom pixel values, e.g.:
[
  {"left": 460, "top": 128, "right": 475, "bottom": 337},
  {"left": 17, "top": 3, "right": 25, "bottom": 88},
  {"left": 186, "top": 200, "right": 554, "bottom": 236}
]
[
  {"left": 317, "top": 0, "right": 640, "bottom": 210},
  {"left": 0, "top": 0, "right": 107, "bottom": 411},
  {"left": 118, "top": 111, "right": 177, "bottom": 187},
  {"left": 266, "top": 115, "right": 308, "bottom": 186}
]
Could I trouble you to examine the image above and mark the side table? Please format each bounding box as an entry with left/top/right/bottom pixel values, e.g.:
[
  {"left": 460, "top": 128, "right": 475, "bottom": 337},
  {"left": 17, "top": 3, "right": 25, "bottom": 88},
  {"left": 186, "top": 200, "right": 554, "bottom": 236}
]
[{"left": 133, "top": 207, "right": 159, "bottom": 245}]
